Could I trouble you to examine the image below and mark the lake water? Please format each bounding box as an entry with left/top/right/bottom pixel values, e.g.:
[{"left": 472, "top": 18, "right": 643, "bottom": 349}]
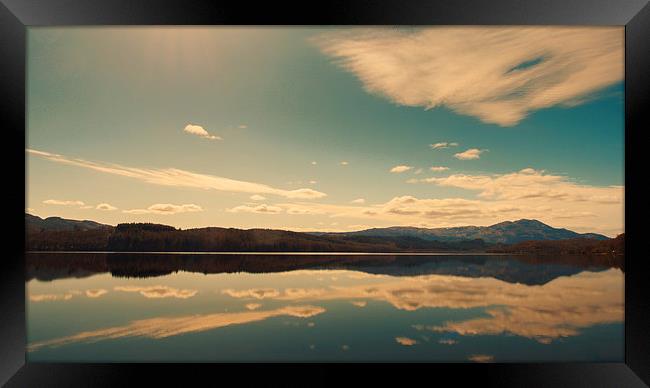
[{"left": 26, "top": 252, "right": 624, "bottom": 362}]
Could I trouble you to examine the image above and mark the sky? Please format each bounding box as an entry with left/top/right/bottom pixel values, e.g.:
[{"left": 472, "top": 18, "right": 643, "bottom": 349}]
[{"left": 26, "top": 27, "right": 624, "bottom": 236}]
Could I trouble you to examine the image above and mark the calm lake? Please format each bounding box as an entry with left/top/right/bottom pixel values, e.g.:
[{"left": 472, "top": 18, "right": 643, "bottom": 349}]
[{"left": 26, "top": 252, "right": 624, "bottom": 362}]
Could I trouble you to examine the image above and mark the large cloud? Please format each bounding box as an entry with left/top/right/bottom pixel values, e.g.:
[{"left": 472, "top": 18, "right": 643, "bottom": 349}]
[
  {"left": 315, "top": 27, "right": 623, "bottom": 126},
  {"left": 415, "top": 168, "right": 623, "bottom": 203},
  {"left": 27, "top": 149, "right": 326, "bottom": 199}
]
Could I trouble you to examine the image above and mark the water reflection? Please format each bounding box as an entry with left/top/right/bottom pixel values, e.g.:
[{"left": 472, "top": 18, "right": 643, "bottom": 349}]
[
  {"left": 26, "top": 253, "right": 624, "bottom": 361},
  {"left": 215, "top": 269, "right": 623, "bottom": 344},
  {"left": 28, "top": 305, "right": 325, "bottom": 352},
  {"left": 27, "top": 252, "right": 622, "bottom": 285}
]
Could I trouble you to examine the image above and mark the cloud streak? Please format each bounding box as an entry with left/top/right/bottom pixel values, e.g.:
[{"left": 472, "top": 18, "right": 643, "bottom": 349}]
[
  {"left": 123, "top": 203, "right": 203, "bottom": 215},
  {"left": 43, "top": 199, "right": 85, "bottom": 206},
  {"left": 226, "top": 204, "right": 283, "bottom": 214},
  {"left": 430, "top": 142, "right": 458, "bottom": 149},
  {"left": 27, "top": 149, "right": 327, "bottom": 199},
  {"left": 315, "top": 27, "right": 622, "bottom": 126}
]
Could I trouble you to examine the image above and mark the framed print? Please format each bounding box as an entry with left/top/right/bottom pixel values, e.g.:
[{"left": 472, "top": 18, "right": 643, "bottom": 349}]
[{"left": 1, "top": 0, "right": 649, "bottom": 386}]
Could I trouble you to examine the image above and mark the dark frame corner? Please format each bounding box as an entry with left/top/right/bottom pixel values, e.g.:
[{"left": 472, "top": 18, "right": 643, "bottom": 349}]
[{"left": 1, "top": 0, "right": 649, "bottom": 386}]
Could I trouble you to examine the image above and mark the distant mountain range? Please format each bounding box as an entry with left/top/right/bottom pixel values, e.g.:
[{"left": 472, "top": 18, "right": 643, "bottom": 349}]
[
  {"left": 315, "top": 219, "right": 608, "bottom": 244},
  {"left": 25, "top": 214, "right": 614, "bottom": 253}
]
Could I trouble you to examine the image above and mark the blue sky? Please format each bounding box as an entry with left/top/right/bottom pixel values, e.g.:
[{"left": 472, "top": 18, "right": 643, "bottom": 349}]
[{"left": 26, "top": 27, "right": 624, "bottom": 235}]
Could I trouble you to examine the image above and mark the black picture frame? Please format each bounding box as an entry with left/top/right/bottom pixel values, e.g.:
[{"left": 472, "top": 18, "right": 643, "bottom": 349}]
[{"left": 1, "top": 0, "right": 648, "bottom": 386}]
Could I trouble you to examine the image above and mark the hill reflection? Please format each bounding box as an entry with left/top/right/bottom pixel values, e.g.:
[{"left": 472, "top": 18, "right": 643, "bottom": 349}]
[{"left": 26, "top": 252, "right": 623, "bottom": 286}]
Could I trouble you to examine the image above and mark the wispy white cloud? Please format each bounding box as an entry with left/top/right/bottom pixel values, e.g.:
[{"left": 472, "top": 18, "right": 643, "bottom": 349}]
[
  {"left": 250, "top": 194, "right": 267, "bottom": 201},
  {"left": 340, "top": 161, "right": 349, "bottom": 166},
  {"left": 430, "top": 166, "right": 449, "bottom": 172},
  {"left": 454, "top": 149, "right": 484, "bottom": 160},
  {"left": 183, "top": 124, "right": 221, "bottom": 140},
  {"left": 351, "top": 198, "right": 366, "bottom": 204},
  {"left": 43, "top": 199, "right": 85, "bottom": 206},
  {"left": 390, "top": 165, "right": 413, "bottom": 173},
  {"left": 96, "top": 203, "right": 117, "bottom": 211},
  {"left": 27, "top": 149, "right": 327, "bottom": 200},
  {"left": 226, "top": 204, "right": 283, "bottom": 214},
  {"left": 430, "top": 142, "right": 458, "bottom": 149},
  {"left": 238, "top": 124, "right": 248, "bottom": 129},
  {"left": 123, "top": 203, "right": 203, "bottom": 215},
  {"left": 315, "top": 27, "right": 623, "bottom": 126}
]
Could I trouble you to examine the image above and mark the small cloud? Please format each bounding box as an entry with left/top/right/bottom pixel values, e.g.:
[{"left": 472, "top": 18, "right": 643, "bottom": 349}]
[
  {"left": 238, "top": 124, "right": 248, "bottom": 129},
  {"left": 430, "top": 166, "right": 450, "bottom": 172},
  {"left": 395, "top": 337, "right": 418, "bottom": 346},
  {"left": 430, "top": 142, "right": 459, "bottom": 149},
  {"left": 351, "top": 198, "right": 366, "bottom": 204},
  {"left": 340, "top": 161, "right": 349, "bottom": 166},
  {"left": 351, "top": 301, "right": 367, "bottom": 307},
  {"left": 245, "top": 303, "right": 262, "bottom": 310},
  {"left": 227, "top": 204, "right": 283, "bottom": 214},
  {"left": 96, "top": 203, "right": 117, "bottom": 211},
  {"left": 43, "top": 199, "right": 85, "bottom": 206},
  {"left": 468, "top": 354, "right": 494, "bottom": 363},
  {"left": 311, "top": 161, "right": 317, "bottom": 165},
  {"left": 123, "top": 203, "right": 203, "bottom": 215},
  {"left": 414, "top": 168, "right": 423, "bottom": 175},
  {"left": 341, "top": 345, "right": 350, "bottom": 351},
  {"left": 307, "top": 322, "right": 316, "bottom": 327},
  {"left": 183, "top": 124, "right": 221, "bottom": 140},
  {"left": 454, "top": 148, "right": 484, "bottom": 160},
  {"left": 250, "top": 194, "right": 267, "bottom": 201},
  {"left": 309, "top": 180, "right": 318, "bottom": 184},
  {"left": 85, "top": 289, "right": 108, "bottom": 298},
  {"left": 390, "top": 165, "right": 413, "bottom": 173},
  {"left": 438, "top": 338, "right": 457, "bottom": 345}
]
